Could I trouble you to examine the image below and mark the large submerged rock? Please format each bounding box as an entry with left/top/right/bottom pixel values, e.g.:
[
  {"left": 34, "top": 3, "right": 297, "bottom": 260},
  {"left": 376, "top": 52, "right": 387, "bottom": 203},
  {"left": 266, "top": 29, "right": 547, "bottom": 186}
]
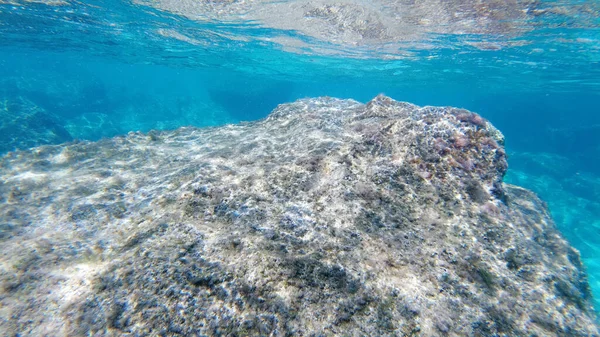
[
  {"left": 0, "top": 95, "right": 597, "bottom": 336},
  {"left": 0, "top": 95, "right": 72, "bottom": 154}
]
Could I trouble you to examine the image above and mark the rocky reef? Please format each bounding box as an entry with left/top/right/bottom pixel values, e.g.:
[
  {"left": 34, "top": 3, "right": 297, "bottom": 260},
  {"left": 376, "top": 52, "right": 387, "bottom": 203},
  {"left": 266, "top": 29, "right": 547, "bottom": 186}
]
[
  {"left": 0, "top": 95, "right": 597, "bottom": 336},
  {"left": 0, "top": 95, "right": 72, "bottom": 154}
]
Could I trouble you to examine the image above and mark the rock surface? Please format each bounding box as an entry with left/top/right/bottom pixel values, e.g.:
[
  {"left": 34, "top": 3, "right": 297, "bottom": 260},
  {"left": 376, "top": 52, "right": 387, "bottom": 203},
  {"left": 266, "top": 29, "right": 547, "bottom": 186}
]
[{"left": 0, "top": 95, "right": 597, "bottom": 336}]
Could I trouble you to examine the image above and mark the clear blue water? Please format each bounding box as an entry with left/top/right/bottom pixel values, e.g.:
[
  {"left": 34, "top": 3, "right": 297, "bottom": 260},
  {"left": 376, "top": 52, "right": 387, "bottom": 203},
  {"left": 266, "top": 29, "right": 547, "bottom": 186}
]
[{"left": 1, "top": 0, "right": 600, "bottom": 313}]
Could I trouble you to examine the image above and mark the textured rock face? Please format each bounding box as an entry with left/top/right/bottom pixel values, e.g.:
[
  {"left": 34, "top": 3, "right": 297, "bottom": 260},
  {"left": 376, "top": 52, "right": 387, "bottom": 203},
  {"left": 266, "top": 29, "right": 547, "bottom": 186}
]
[{"left": 0, "top": 95, "right": 597, "bottom": 336}]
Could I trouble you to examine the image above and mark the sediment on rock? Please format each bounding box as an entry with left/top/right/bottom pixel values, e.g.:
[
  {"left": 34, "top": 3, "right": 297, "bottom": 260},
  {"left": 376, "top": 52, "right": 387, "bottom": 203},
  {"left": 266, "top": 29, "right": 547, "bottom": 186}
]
[{"left": 0, "top": 95, "right": 597, "bottom": 336}]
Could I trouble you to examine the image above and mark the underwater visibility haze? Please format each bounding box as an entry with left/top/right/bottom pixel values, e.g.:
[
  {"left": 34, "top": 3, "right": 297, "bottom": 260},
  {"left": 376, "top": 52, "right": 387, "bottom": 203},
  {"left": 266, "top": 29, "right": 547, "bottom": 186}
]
[{"left": 1, "top": 0, "right": 600, "bottom": 335}]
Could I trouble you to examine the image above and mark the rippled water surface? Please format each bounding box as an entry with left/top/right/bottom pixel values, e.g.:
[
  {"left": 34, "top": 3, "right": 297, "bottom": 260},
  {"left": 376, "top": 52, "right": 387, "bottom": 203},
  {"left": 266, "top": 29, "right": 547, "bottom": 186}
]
[{"left": 1, "top": 0, "right": 600, "bottom": 313}]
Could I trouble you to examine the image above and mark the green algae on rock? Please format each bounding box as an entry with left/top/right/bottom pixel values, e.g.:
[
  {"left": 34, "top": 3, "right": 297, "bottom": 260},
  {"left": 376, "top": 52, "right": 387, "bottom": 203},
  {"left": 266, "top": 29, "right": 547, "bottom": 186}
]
[{"left": 0, "top": 95, "right": 597, "bottom": 336}]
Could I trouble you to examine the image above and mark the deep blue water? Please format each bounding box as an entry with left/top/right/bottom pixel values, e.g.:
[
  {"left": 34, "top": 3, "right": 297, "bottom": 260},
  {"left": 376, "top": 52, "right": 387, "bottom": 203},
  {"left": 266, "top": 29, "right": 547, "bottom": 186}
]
[{"left": 1, "top": 0, "right": 600, "bottom": 313}]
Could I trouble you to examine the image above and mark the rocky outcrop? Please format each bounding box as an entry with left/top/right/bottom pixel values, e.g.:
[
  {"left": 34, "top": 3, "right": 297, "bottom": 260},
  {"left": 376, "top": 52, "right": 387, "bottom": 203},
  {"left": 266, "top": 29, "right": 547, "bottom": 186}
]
[
  {"left": 0, "top": 95, "right": 597, "bottom": 336},
  {"left": 0, "top": 96, "right": 72, "bottom": 153}
]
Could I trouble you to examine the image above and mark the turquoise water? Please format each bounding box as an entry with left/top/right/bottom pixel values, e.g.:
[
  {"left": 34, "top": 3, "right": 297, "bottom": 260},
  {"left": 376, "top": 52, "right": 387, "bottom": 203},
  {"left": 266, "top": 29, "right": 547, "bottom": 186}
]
[{"left": 1, "top": 0, "right": 600, "bottom": 313}]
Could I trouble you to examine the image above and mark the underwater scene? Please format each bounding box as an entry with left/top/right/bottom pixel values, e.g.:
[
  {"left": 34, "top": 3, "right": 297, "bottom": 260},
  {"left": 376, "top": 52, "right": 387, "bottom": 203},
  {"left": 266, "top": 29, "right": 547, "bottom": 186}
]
[{"left": 1, "top": 0, "right": 600, "bottom": 335}]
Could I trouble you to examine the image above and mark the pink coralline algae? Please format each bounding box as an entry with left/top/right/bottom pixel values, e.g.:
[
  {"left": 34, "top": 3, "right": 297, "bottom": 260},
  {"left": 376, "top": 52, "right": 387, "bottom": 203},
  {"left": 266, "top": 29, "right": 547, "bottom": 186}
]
[
  {"left": 456, "top": 111, "right": 488, "bottom": 128},
  {"left": 452, "top": 133, "right": 470, "bottom": 148}
]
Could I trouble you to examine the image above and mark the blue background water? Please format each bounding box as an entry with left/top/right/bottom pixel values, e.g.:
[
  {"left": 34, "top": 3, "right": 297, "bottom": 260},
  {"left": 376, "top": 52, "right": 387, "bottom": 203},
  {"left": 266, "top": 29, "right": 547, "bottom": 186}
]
[{"left": 1, "top": 0, "right": 599, "bottom": 312}]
